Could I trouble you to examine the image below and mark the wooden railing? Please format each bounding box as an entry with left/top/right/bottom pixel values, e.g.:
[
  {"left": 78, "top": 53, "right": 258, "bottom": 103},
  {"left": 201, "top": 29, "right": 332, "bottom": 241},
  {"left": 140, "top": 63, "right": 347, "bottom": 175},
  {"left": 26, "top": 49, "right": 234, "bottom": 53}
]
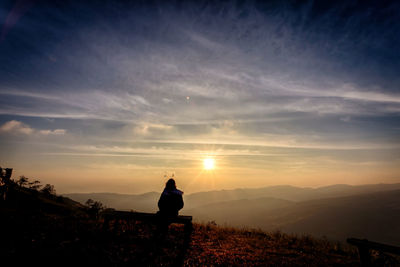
[{"left": 347, "top": 238, "right": 400, "bottom": 266}]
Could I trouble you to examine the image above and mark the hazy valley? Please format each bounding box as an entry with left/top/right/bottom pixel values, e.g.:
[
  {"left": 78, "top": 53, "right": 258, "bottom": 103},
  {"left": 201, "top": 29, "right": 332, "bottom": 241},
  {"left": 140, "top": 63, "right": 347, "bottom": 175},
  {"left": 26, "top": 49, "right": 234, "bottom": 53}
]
[{"left": 65, "top": 183, "right": 400, "bottom": 245}]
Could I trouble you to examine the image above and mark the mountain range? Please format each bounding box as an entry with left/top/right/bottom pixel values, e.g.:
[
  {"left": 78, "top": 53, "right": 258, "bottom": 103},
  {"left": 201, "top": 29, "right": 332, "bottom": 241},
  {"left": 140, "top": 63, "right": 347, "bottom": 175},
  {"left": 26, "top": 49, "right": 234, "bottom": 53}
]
[{"left": 64, "top": 183, "right": 400, "bottom": 245}]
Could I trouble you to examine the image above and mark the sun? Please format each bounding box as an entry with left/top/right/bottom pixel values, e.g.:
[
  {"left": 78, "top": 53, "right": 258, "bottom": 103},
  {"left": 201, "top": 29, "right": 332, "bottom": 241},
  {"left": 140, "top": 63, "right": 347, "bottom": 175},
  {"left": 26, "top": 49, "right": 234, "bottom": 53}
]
[{"left": 203, "top": 158, "right": 215, "bottom": 170}]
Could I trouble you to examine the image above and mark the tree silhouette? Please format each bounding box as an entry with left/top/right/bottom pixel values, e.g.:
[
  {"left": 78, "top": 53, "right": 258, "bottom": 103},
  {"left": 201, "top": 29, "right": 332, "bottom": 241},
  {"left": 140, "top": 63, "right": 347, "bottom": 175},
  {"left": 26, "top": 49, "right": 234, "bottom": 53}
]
[
  {"left": 85, "top": 199, "right": 104, "bottom": 219},
  {"left": 16, "top": 175, "right": 29, "bottom": 188},
  {"left": 28, "top": 180, "right": 41, "bottom": 190},
  {"left": 40, "top": 184, "right": 56, "bottom": 196}
]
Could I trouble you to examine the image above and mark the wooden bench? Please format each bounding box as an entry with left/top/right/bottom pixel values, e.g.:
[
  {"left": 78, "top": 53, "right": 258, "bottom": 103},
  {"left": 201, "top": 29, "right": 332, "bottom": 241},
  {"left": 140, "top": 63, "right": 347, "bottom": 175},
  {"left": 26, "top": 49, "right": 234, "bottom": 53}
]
[
  {"left": 102, "top": 210, "right": 193, "bottom": 240},
  {"left": 347, "top": 238, "right": 400, "bottom": 266}
]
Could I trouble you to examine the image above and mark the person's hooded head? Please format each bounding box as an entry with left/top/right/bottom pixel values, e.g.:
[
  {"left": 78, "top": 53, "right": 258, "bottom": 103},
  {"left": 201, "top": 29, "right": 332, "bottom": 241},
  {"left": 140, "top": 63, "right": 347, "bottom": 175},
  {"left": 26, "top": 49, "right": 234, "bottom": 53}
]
[{"left": 165, "top": 178, "right": 176, "bottom": 190}]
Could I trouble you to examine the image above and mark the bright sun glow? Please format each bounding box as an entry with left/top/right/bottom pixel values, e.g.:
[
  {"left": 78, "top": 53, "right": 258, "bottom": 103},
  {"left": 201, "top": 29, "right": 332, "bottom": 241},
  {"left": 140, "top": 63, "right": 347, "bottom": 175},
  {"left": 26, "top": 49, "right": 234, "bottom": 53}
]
[{"left": 203, "top": 158, "right": 215, "bottom": 170}]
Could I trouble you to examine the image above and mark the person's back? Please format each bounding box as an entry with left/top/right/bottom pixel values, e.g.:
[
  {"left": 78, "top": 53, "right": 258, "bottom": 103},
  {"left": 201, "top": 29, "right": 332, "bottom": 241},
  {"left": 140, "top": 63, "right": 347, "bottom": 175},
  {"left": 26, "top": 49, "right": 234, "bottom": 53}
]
[
  {"left": 158, "top": 178, "right": 184, "bottom": 217},
  {"left": 156, "top": 178, "right": 184, "bottom": 238}
]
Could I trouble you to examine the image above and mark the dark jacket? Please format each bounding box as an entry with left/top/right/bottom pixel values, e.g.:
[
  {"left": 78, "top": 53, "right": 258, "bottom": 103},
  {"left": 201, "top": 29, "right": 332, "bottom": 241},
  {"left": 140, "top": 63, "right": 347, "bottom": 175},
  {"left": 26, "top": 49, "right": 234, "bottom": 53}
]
[{"left": 158, "top": 188, "right": 184, "bottom": 217}]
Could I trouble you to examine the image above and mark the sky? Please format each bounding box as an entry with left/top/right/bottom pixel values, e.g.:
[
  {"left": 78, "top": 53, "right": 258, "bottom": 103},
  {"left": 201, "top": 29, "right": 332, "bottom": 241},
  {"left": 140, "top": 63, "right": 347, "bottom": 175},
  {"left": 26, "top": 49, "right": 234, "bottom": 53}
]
[{"left": 0, "top": 0, "right": 399, "bottom": 194}]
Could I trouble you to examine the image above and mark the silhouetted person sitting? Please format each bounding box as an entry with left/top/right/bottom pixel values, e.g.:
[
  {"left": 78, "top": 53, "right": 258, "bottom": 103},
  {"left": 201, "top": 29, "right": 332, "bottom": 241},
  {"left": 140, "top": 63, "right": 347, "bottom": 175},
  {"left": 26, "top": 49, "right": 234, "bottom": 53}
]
[{"left": 156, "top": 178, "right": 184, "bottom": 237}]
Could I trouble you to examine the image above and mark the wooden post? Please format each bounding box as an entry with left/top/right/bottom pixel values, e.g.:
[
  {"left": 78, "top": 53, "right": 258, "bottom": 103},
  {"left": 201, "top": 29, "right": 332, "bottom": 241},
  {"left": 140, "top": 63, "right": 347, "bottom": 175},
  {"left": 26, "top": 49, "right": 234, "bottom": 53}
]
[
  {"left": 358, "top": 245, "right": 371, "bottom": 267},
  {"left": 0, "top": 168, "right": 12, "bottom": 200},
  {"left": 102, "top": 214, "right": 110, "bottom": 231}
]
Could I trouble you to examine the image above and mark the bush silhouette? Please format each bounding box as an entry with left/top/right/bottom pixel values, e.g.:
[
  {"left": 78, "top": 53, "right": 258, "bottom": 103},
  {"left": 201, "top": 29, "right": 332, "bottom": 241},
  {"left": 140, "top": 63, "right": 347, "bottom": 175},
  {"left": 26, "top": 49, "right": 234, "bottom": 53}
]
[
  {"left": 41, "top": 184, "right": 56, "bottom": 196},
  {"left": 16, "top": 175, "right": 29, "bottom": 188},
  {"left": 85, "top": 198, "right": 104, "bottom": 219}
]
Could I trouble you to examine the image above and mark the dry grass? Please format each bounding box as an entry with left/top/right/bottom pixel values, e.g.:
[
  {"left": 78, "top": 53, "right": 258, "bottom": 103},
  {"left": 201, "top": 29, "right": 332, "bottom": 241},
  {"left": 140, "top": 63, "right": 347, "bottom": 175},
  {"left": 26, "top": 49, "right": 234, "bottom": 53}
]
[{"left": 184, "top": 222, "right": 359, "bottom": 266}]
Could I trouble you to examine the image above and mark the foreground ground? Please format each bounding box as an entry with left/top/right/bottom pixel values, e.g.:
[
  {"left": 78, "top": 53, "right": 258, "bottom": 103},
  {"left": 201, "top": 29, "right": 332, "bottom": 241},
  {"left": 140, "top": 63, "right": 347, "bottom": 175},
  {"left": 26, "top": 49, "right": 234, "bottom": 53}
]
[
  {"left": 185, "top": 223, "right": 358, "bottom": 266},
  {"left": 1, "top": 185, "right": 399, "bottom": 266}
]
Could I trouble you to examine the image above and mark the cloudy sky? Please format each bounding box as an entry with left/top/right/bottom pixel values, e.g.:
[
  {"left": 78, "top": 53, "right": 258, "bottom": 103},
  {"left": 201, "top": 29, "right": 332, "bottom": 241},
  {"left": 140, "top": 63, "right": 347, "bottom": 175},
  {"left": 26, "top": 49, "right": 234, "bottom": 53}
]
[{"left": 0, "top": 0, "right": 399, "bottom": 194}]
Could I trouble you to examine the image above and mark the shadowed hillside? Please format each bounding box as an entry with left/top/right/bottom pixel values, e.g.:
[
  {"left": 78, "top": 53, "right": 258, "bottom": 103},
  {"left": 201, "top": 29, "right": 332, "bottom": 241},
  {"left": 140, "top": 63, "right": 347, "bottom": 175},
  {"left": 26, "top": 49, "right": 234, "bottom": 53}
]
[
  {"left": 65, "top": 191, "right": 160, "bottom": 212},
  {"left": 3, "top": 177, "right": 387, "bottom": 266}
]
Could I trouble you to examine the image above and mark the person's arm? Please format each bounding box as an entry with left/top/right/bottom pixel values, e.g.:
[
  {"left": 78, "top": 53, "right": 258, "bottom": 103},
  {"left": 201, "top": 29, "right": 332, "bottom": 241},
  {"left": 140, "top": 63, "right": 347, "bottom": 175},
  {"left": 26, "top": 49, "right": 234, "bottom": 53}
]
[
  {"left": 177, "top": 195, "right": 184, "bottom": 210},
  {"left": 158, "top": 194, "right": 165, "bottom": 210}
]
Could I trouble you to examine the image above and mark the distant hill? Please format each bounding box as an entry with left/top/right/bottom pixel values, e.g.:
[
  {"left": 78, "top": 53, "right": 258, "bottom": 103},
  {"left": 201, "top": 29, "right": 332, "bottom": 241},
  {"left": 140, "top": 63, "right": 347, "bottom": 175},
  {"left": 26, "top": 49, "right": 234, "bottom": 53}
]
[
  {"left": 188, "top": 189, "right": 400, "bottom": 245},
  {"left": 186, "top": 197, "right": 294, "bottom": 225},
  {"left": 184, "top": 183, "right": 400, "bottom": 208},
  {"left": 64, "top": 183, "right": 400, "bottom": 244},
  {"left": 64, "top": 183, "right": 400, "bottom": 211}
]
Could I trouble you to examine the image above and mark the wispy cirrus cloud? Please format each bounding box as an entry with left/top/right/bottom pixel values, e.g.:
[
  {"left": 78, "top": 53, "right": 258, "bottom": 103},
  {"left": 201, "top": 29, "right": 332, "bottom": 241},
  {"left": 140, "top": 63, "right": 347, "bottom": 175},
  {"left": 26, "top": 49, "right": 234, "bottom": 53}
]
[{"left": 0, "top": 1, "right": 399, "bottom": 192}]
